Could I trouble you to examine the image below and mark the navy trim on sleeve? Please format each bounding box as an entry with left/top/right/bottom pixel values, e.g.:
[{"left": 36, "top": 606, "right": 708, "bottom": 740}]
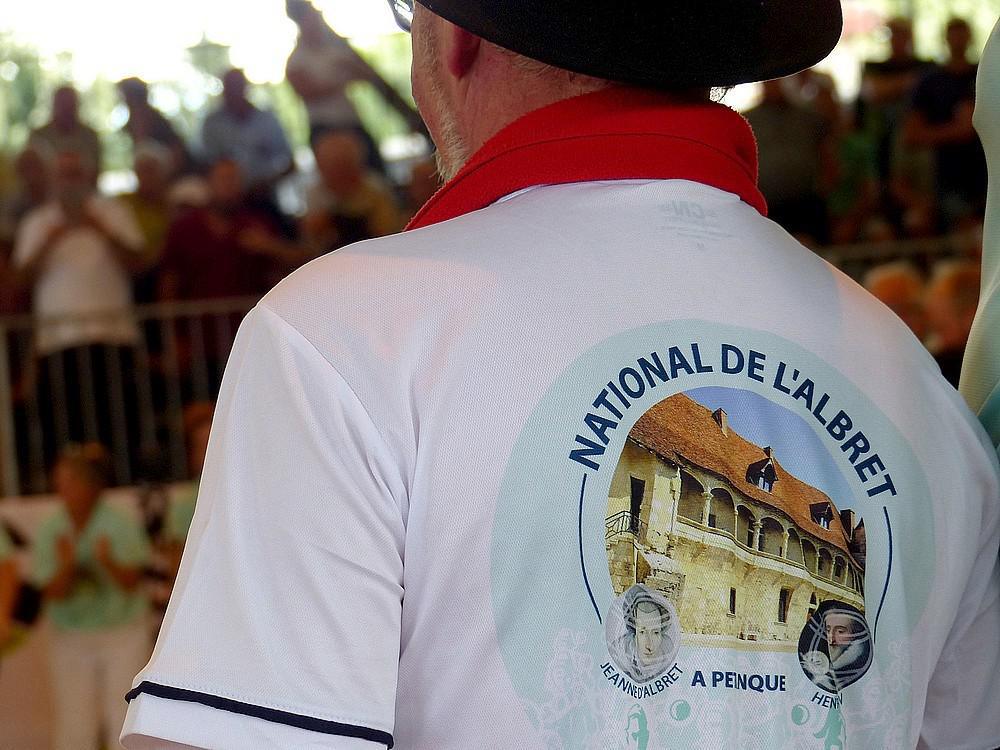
[{"left": 125, "top": 681, "right": 394, "bottom": 748}]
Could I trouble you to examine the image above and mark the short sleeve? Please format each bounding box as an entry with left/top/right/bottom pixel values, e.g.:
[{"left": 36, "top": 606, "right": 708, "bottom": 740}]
[{"left": 123, "top": 305, "right": 406, "bottom": 750}]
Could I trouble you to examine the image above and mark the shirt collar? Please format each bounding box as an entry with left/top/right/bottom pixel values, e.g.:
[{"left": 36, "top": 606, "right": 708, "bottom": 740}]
[{"left": 406, "top": 87, "right": 766, "bottom": 231}]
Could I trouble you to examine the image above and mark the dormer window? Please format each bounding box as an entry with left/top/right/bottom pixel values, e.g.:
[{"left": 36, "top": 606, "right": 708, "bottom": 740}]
[
  {"left": 746, "top": 447, "right": 778, "bottom": 493},
  {"left": 810, "top": 502, "right": 835, "bottom": 530}
]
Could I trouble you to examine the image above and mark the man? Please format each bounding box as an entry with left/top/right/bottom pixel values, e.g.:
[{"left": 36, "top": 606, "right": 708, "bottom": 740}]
[
  {"left": 804, "top": 606, "right": 872, "bottom": 694},
  {"left": 302, "top": 130, "right": 402, "bottom": 253},
  {"left": 200, "top": 69, "right": 295, "bottom": 215},
  {"left": 904, "top": 18, "right": 987, "bottom": 231},
  {"left": 118, "top": 77, "right": 192, "bottom": 176},
  {"left": 746, "top": 77, "right": 835, "bottom": 245},
  {"left": 120, "top": 142, "right": 176, "bottom": 304},
  {"left": 285, "top": 0, "right": 386, "bottom": 173},
  {"left": 123, "top": 2, "right": 1000, "bottom": 748},
  {"left": 860, "top": 17, "right": 930, "bottom": 183},
  {"left": 158, "top": 157, "right": 284, "bottom": 304},
  {"left": 14, "top": 150, "right": 147, "bottom": 478},
  {"left": 30, "top": 86, "right": 103, "bottom": 181}
]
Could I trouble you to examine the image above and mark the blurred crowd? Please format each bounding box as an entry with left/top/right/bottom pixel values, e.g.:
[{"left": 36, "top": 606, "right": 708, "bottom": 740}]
[
  {"left": 749, "top": 17, "right": 984, "bottom": 246},
  {"left": 747, "top": 15, "right": 986, "bottom": 387}
]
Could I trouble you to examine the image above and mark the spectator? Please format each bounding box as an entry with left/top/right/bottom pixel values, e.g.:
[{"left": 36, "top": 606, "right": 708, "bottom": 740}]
[
  {"left": 861, "top": 17, "right": 931, "bottom": 182},
  {"left": 158, "top": 158, "right": 286, "bottom": 392},
  {"left": 0, "top": 522, "right": 17, "bottom": 650},
  {"left": 302, "top": 130, "right": 402, "bottom": 253},
  {"left": 159, "top": 157, "right": 282, "bottom": 303},
  {"left": 200, "top": 68, "right": 295, "bottom": 219},
  {"left": 31, "top": 443, "right": 151, "bottom": 750},
  {"left": 0, "top": 143, "right": 53, "bottom": 248},
  {"left": 285, "top": 0, "right": 386, "bottom": 173},
  {"left": 117, "top": 77, "right": 192, "bottom": 175},
  {"left": 905, "top": 18, "right": 987, "bottom": 231},
  {"left": 926, "top": 260, "right": 981, "bottom": 387},
  {"left": 863, "top": 262, "right": 928, "bottom": 341},
  {"left": 746, "top": 77, "right": 835, "bottom": 245},
  {"left": 29, "top": 86, "right": 103, "bottom": 181},
  {"left": 120, "top": 142, "right": 176, "bottom": 303},
  {"left": 13, "top": 150, "right": 148, "bottom": 473}
]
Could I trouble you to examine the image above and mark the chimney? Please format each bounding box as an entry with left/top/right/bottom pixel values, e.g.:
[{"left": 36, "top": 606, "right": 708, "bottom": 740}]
[
  {"left": 712, "top": 408, "right": 728, "bottom": 436},
  {"left": 840, "top": 509, "right": 856, "bottom": 540}
]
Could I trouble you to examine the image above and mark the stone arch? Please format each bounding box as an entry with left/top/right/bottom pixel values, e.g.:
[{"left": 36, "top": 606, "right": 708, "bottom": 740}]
[
  {"left": 786, "top": 528, "right": 804, "bottom": 565},
  {"left": 833, "top": 555, "right": 847, "bottom": 583},
  {"left": 736, "top": 505, "right": 756, "bottom": 548},
  {"left": 758, "top": 516, "right": 784, "bottom": 556},
  {"left": 817, "top": 548, "right": 834, "bottom": 579},
  {"left": 802, "top": 539, "right": 818, "bottom": 573},
  {"left": 710, "top": 488, "right": 736, "bottom": 536},
  {"left": 677, "top": 471, "right": 705, "bottom": 523}
]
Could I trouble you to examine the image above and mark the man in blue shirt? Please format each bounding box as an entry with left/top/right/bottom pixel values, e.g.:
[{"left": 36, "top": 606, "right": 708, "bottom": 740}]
[{"left": 200, "top": 69, "right": 296, "bottom": 210}]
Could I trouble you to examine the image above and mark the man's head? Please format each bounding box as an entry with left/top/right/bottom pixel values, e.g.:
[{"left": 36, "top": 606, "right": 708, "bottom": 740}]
[
  {"left": 410, "top": 5, "right": 611, "bottom": 181},
  {"left": 312, "top": 131, "right": 366, "bottom": 196},
  {"left": 864, "top": 262, "right": 928, "bottom": 341},
  {"left": 406, "top": 1, "right": 842, "bottom": 182},
  {"left": 51, "top": 85, "right": 80, "bottom": 130},
  {"left": 887, "top": 17, "right": 915, "bottom": 60},
  {"left": 946, "top": 18, "right": 973, "bottom": 63},
  {"left": 53, "top": 150, "right": 96, "bottom": 217},
  {"left": 53, "top": 443, "right": 113, "bottom": 515},
  {"left": 133, "top": 141, "right": 174, "bottom": 199},
  {"left": 287, "top": 0, "right": 327, "bottom": 42},
  {"left": 221, "top": 68, "right": 250, "bottom": 113},
  {"left": 926, "top": 261, "right": 981, "bottom": 352},
  {"left": 118, "top": 77, "right": 150, "bottom": 109},
  {"left": 824, "top": 610, "right": 862, "bottom": 660},
  {"left": 207, "top": 157, "right": 246, "bottom": 210}
]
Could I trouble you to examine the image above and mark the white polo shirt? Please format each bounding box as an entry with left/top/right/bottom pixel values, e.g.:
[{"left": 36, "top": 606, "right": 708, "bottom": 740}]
[{"left": 124, "top": 90, "right": 1000, "bottom": 750}]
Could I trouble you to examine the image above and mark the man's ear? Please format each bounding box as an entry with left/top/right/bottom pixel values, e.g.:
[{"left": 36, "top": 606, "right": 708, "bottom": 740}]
[{"left": 446, "top": 25, "right": 482, "bottom": 79}]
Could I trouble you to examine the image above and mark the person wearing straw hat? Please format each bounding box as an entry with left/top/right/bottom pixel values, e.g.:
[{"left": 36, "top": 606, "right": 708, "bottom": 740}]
[{"left": 123, "top": 2, "right": 1000, "bottom": 748}]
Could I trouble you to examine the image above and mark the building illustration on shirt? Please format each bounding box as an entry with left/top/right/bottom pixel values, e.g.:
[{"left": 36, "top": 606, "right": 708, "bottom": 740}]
[{"left": 605, "top": 392, "right": 866, "bottom": 647}]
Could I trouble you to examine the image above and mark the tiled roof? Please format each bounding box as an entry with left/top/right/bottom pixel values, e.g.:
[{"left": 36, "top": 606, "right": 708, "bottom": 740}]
[{"left": 629, "top": 393, "right": 855, "bottom": 555}]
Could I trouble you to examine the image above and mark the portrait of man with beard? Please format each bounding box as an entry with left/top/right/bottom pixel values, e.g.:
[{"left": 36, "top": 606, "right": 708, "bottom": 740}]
[{"left": 799, "top": 601, "right": 873, "bottom": 693}]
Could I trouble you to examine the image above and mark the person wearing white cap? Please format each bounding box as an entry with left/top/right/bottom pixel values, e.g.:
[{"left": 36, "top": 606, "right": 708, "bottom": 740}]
[{"left": 123, "top": 2, "right": 1000, "bottom": 748}]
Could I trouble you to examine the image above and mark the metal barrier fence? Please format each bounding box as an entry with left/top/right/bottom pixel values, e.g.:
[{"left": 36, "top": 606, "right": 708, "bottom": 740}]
[
  {"left": 0, "top": 298, "right": 257, "bottom": 497},
  {"left": 0, "top": 233, "right": 976, "bottom": 497}
]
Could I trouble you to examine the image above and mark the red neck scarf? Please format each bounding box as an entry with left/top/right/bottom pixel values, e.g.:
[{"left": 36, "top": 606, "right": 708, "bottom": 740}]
[{"left": 406, "top": 87, "right": 766, "bottom": 231}]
